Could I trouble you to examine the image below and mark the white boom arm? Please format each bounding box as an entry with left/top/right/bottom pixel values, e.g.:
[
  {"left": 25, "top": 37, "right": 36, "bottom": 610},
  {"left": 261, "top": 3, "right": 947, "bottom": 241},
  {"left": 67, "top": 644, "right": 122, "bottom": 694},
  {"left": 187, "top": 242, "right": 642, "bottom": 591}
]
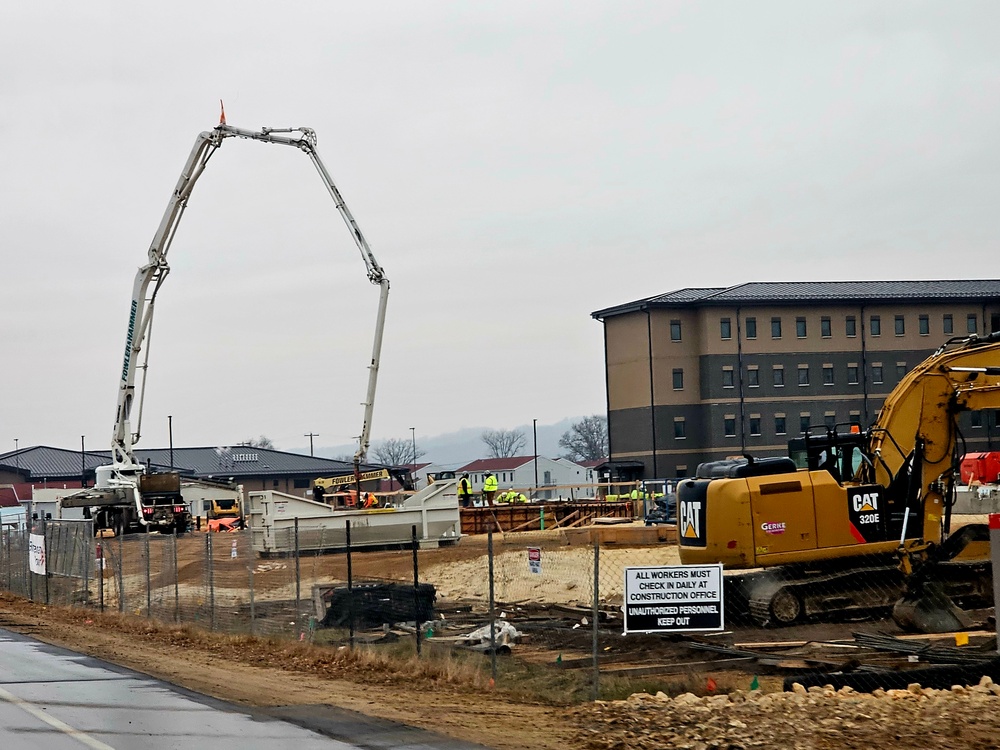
[{"left": 112, "top": 122, "right": 388, "bottom": 483}]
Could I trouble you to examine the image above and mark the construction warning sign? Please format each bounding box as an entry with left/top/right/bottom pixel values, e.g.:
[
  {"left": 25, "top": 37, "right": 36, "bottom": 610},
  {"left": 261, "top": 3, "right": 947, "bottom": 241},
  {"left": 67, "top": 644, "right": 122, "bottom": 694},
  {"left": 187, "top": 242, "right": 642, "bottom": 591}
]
[{"left": 623, "top": 564, "right": 724, "bottom": 633}]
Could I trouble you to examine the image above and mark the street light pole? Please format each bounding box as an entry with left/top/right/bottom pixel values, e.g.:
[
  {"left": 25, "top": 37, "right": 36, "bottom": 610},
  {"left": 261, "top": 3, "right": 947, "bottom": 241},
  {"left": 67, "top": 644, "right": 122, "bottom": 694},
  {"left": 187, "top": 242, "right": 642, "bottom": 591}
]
[
  {"left": 533, "top": 418, "right": 539, "bottom": 493},
  {"left": 410, "top": 427, "right": 416, "bottom": 469},
  {"left": 168, "top": 415, "right": 174, "bottom": 469},
  {"left": 81, "top": 435, "right": 86, "bottom": 488},
  {"left": 14, "top": 438, "right": 19, "bottom": 479}
]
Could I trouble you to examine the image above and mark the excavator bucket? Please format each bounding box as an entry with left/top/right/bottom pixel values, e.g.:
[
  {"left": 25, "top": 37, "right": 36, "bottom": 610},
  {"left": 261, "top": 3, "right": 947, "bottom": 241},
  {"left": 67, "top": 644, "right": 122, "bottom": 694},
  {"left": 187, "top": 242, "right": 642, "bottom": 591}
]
[{"left": 892, "top": 581, "right": 972, "bottom": 634}]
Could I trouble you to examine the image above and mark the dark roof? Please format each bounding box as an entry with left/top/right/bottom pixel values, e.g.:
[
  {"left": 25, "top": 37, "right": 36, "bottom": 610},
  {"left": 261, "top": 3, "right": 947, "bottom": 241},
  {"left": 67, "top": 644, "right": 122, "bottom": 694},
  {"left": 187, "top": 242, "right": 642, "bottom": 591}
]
[
  {"left": 0, "top": 446, "right": 112, "bottom": 480},
  {"left": 0, "top": 445, "right": 383, "bottom": 481},
  {"left": 0, "top": 488, "right": 19, "bottom": 508},
  {"left": 125, "top": 447, "right": 379, "bottom": 478},
  {"left": 457, "top": 456, "right": 534, "bottom": 473},
  {"left": 592, "top": 280, "right": 1000, "bottom": 319}
]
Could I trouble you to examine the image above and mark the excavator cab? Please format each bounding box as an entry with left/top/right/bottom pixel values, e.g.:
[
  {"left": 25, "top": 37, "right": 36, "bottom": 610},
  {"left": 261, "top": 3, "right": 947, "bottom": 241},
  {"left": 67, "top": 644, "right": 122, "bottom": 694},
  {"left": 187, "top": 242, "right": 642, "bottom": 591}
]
[{"left": 787, "top": 426, "right": 868, "bottom": 484}]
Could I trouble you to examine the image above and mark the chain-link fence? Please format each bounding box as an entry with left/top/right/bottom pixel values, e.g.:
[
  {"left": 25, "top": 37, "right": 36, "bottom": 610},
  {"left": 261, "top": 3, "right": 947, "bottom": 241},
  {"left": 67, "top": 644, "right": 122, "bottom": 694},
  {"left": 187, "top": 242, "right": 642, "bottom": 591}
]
[
  {"left": 0, "top": 518, "right": 430, "bottom": 649},
  {"left": 2, "top": 512, "right": 998, "bottom": 701}
]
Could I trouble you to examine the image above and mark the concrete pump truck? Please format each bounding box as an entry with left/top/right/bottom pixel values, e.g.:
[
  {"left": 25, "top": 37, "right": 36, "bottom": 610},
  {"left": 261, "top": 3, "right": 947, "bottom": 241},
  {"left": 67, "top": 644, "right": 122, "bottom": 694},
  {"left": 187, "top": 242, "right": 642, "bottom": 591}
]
[{"left": 61, "top": 110, "right": 389, "bottom": 535}]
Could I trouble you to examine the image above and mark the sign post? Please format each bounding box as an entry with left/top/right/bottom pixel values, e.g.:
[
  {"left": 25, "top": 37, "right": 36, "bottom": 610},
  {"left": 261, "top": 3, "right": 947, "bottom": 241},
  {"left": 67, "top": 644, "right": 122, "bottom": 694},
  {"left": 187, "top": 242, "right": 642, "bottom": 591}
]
[{"left": 623, "top": 564, "right": 724, "bottom": 633}]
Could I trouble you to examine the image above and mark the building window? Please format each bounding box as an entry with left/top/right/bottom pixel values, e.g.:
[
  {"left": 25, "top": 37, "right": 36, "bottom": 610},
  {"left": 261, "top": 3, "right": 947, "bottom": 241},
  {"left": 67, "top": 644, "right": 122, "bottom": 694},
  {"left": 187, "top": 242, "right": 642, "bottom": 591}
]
[
  {"left": 722, "top": 368, "right": 734, "bottom": 388},
  {"left": 823, "top": 365, "right": 834, "bottom": 385},
  {"left": 919, "top": 315, "right": 929, "bottom": 335},
  {"left": 872, "top": 365, "right": 884, "bottom": 384},
  {"left": 968, "top": 314, "right": 978, "bottom": 334},
  {"left": 799, "top": 414, "right": 811, "bottom": 434},
  {"left": 749, "top": 416, "right": 761, "bottom": 436},
  {"left": 846, "top": 315, "right": 857, "bottom": 337},
  {"left": 747, "top": 368, "right": 759, "bottom": 387},
  {"left": 273, "top": 479, "right": 280, "bottom": 488},
  {"left": 746, "top": 317, "right": 757, "bottom": 339},
  {"left": 896, "top": 362, "right": 907, "bottom": 379},
  {"left": 798, "top": 365, "right": 809, "bottom": 386},
  {"left": 674, "top": 418, "right": 686, "bottom": 439},
  {"left": 724, "top": 417, "right": 736, "bottom": 437},
  {"left": 773, "top": 366, "right": 784, "bottom": 387},
  {"left": 943, "top": 314, "right": 954, "bottom": 334},
  {"left": 293, "top": 478, "right": 310, "bottom": 489},
  {"left": 971, "top": 411, "right": 983, "bottom": 428},
  {"left": 849, "top": 411, "right": 861, "bottom": 428},
  {"left": 895, "top": 315, "right": 905, "bottom": 336},
  {"left": 771, "top": 317, "right": 782, "bottom": 339},
  {"left": 796, "top": 317, "right": 807, "bottom": 338},
  {"left": 720, "top": 318, "right": 732, "bottom": 340},
  {"left": 774, "top": 415, "right": 786, "bottom": 435},
  {"left": 670, "top": 320, "right": 682, "bottom": 341},
  {"left": 821, "top": 317, "right": 831, "bottom": 338},
  {"left": 824, "top": 412, "right": 836, "bottom": 429},
  {"left": 870, "top": 316, "right": 881, "bottom": 336},
  {"left": 847, "top": 365, "right": 859, "bottom": 385},
  {"left": 672, "top": 368, "right": 684, "bottom": 390},
  {"left": 676, "top": 465, "right": 688, "bottom": 479}
]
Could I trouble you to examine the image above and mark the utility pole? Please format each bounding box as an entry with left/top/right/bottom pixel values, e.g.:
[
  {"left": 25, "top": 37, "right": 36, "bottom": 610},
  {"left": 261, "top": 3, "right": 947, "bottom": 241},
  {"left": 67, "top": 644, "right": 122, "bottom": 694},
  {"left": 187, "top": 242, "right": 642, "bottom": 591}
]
[
  {"left": 168, "top": 415, "right": 174, "bottom": 469},
  {"left": 81, "top": 435, "right": 86, "bottom": 488},
  {"left": 13, "top": 438, "right": 19, "bottom": 478},
  {"left": 410, "top": 427, "right": 416, "bottom": 468},
  {"left": 304, "top": 432, "right": 319, "bottom": 457}
]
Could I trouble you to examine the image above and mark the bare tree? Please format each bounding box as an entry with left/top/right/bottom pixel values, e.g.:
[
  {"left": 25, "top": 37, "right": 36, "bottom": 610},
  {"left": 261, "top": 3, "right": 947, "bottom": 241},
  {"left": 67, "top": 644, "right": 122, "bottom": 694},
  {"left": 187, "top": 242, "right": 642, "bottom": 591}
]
[
  {"left": 559, "top": 415, "right": 608, "bottom": 462},
  {"left": 481, "top": 428, "right": 527, "bottom": 459},
  {"left": 372, "top": 437, "right": 426, "bottom": 466},
  {"left": 240, "top": 435, "right": 275, "bottom": 449}
]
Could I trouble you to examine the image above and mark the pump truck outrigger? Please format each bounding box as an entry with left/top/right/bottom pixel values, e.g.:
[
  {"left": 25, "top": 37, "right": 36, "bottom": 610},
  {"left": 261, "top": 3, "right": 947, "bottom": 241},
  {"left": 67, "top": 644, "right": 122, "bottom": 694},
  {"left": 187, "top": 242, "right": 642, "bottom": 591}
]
[
  {"left": 61, "top": 110, "right": 390, "bottom": 535},
  {"left": 677, "top": 330, "right": 1000, "bottom": 633}
]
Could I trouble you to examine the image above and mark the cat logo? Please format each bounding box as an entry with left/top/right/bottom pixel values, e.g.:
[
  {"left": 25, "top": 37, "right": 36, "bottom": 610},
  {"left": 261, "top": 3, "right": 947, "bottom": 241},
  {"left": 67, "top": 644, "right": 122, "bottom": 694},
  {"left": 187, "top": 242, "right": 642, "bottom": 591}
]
[
  {"left": 680, "top": 500, "right": 702, "bottom": 539},
  {"left": 852, "top": 491, "right": 879, "bottom": 512}
]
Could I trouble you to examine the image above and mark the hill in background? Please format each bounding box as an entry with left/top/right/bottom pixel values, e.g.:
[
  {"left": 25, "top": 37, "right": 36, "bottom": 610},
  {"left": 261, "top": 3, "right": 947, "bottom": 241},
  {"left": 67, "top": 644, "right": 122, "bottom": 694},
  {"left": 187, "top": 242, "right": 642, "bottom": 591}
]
[{"left": 298, "top": 417, "right": 587, "bottom": 469}]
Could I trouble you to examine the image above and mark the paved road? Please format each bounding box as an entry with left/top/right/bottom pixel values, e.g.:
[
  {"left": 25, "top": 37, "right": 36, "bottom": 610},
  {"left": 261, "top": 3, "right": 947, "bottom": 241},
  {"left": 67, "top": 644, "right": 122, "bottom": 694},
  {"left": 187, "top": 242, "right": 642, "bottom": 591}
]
[{"left": 0, "top": 627, "right": 486, "bottom": 749}]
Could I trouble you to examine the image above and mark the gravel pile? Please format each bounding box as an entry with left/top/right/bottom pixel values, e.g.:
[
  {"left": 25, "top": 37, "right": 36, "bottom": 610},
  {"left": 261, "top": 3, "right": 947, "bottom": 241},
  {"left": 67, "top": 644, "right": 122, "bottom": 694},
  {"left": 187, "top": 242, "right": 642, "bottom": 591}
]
[{"left": 568, "top": 677, "right": 1000, "bottom": 750}]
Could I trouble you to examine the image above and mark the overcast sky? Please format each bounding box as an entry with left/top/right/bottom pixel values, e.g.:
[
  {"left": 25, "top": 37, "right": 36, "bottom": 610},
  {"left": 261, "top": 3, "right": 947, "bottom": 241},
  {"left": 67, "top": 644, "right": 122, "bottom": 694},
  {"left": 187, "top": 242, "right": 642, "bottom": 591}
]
[{"left": 2, "top": 1, "right": 999, "bottom": 455}]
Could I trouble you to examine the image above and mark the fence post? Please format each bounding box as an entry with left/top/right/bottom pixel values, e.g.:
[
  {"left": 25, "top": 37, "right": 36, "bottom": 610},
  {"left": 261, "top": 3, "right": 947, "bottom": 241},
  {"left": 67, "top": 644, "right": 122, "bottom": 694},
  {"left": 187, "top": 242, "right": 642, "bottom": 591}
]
[
  {"left": 173, "top": 533, "right": 179, "bottom": 623},
  {"left": 117, "top": 530, "right": 124, "bottom": 613},
  {"left": 97, "top": 542, "right": 105, "bottom": 613},
  {"left": 247, "top": 536, "right": 256, "bottom": 636},
  {"left": 412, "top": 525, "right": 421, "bottom": 656},
  {"left": 144, "top": 533, "right": 151, "bottom": 618},
  {"left": 488, "top": 525, "right": 497, "bottom": 684},
  {"left": 42, "top": 515, "right": 50, "bottom": 606},
  {"left": 592, "top": 539, "right": 600, "bottom": 701},
  {"left": 82, "top": 523, "right": 91, "bottom": 609},
  {"left": 207, "top": 531, "right": 216, "bottom": 631},
  {"left": 346, "top": 520, "right": 354, "bottom": 649},
  {"left": 294, "top": 518, "right": 301, "bottom": 638}
]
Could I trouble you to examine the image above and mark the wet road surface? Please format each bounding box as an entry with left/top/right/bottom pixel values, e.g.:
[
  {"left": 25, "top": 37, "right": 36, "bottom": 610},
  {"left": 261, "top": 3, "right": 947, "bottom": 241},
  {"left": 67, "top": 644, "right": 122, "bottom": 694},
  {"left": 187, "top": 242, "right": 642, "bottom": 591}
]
[{"left": 0, "top": 627, "right": 487, "bottom": 749}]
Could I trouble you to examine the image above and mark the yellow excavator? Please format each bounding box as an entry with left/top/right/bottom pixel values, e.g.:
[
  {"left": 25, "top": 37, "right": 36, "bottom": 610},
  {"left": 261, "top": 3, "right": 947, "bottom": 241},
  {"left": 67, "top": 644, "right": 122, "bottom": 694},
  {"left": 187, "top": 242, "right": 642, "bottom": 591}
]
[{"left": 677, "top": 330, "right": 1000, "bottom": 633}]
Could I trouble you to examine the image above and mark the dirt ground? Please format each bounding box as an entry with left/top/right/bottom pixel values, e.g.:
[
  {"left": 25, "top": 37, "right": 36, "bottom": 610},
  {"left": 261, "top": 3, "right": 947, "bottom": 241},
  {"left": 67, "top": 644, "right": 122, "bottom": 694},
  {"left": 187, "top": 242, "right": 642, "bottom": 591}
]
[{"left": 5, "top": 593, "right": 1000, "bottom": 749}]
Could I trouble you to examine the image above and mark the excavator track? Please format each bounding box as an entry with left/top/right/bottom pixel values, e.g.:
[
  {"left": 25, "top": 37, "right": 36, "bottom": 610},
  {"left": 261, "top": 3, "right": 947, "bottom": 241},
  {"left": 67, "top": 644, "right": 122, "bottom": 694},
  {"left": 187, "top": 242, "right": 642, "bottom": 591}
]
[{"left": 730, "top": 559, "right": 992, "bottom": 628}]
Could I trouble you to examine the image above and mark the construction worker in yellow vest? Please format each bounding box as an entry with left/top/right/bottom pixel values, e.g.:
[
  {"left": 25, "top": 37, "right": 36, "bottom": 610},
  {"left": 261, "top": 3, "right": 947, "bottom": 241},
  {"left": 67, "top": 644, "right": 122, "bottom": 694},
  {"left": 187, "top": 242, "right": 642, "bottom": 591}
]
[
  {"left": 483, "top": 472, "right": 498, "bottom": 506},
  {"left": 497, "top": 489, "right": 513, "bottom": 504},
  {"left": 457, "top": 473, "right": 473, "bottom": 508},
  {"left": 513, "top": 491, "right": 528, "bottom": 503}
]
